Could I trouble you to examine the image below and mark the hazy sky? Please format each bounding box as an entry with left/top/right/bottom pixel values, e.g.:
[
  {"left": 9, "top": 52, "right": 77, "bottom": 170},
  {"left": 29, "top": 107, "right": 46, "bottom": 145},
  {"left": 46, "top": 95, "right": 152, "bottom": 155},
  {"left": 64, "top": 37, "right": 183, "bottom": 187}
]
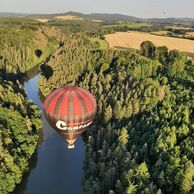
[{"left": 0, "top": 0, "right": 194, "bottom": 18}]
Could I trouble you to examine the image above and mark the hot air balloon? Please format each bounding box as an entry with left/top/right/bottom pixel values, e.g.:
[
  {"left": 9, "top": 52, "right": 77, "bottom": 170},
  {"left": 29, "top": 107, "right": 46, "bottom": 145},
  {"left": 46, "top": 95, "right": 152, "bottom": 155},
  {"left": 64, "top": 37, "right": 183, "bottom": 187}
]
[{"left": 43, "top": 86, "right": 97, "bottom": 149}]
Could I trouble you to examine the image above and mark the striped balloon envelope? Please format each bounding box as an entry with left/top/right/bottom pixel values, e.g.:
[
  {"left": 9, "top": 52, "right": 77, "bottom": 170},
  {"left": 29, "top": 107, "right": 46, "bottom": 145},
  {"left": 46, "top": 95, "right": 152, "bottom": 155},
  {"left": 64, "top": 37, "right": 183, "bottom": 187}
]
[{"left": 43, "top": 86, "right": 97, "bottom": 149}]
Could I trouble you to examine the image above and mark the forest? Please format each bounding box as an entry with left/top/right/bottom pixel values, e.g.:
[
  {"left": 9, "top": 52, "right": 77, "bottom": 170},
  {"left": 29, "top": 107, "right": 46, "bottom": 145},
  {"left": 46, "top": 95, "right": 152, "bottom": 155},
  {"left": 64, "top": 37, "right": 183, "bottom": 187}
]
[
  {"left": 0, "top": 19, "right": 101, "bottom": 194},
  {"left": 0, "top": 19, "right": 46, "bottom": 194},
  {"left": 39, "top": 34, "right": 194, "bottom": 194},
  {"left": 0, "top": 78, "right": 42, "bottom": 194},
  {"left": 0, "top": 19, "right": 65, "bottom": 77},
  {"left": 0, "top": 17, "right": 193, "bottom": 194}
]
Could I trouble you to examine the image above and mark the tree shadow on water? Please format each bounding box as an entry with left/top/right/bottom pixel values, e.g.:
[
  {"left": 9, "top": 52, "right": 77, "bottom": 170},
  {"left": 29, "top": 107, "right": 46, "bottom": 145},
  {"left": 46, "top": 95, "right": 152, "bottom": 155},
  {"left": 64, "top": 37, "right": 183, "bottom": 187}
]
[{"left": 13, "top": 150, "right": 39, "bottom": 194}]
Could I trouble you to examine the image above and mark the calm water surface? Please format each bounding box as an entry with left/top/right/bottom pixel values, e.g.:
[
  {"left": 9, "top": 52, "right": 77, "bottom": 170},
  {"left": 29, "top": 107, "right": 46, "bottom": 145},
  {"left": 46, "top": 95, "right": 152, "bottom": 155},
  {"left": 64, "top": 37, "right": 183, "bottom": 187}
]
[{"left": 14, "top": 72, "right": 85, "bottom": 194}]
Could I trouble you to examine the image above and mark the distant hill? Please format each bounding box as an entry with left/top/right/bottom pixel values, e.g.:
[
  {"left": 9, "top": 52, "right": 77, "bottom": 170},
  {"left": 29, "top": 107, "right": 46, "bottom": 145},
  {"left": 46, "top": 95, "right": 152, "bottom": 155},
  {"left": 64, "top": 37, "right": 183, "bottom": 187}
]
[
  {"left": 146, "top": 17, "right": 194, "bottom": 24},
  {"left": 0, "top": 11, "right": 194, "bottom": 24},
  {"left": 0, "top": 12, "right": 27, "bottom": 17},
  {"left": 64, "top": 11, "right": 142, "bottom": 23}
]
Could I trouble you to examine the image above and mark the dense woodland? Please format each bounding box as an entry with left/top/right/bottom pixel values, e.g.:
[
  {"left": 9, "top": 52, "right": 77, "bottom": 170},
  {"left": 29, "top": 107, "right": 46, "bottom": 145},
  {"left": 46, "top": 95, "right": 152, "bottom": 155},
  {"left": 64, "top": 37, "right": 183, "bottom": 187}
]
[
  {"left": 0, "top": 79, "right": 42, "bottom": 194},
  {"left": 0, "top": 19, "right": 44, "bottom": 194},
  {"left": 0, "top": 19, "right": 99, "bottom": 194},
  {"left": 0, "top": 17, "right": 193, "bottom": 194},
  {"left": 0, "top": 19, "right": 65, "bottom": 76},
  {"left": 39, "top": 35, "right": 194, "bottom": 194},
  {"left": 39, "top": 34, "right": 93, "bottom": 95}
]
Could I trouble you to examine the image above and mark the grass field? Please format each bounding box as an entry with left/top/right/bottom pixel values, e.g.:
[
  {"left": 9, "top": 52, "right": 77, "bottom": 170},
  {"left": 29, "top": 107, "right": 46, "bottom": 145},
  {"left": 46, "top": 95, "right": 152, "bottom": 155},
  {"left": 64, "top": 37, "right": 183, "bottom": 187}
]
[
  {"left": 105, "top": 31, "right": 194, "bottom": 57},
  {"left": 91, "top": 38, "right": 109, "bottom": 50},
  {"left": 127, "top": 22, "right": 151, "bottom": 28}
]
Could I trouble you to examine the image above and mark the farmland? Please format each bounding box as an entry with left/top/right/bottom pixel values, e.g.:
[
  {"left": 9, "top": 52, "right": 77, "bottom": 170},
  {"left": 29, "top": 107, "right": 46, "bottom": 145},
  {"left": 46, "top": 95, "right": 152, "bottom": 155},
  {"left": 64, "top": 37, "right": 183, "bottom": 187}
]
[
  {"left": 34, "top": 18, "right": 49, "bottom": 23},
  {"left": 105, "top": 31, "right": 194, "bottom": 57},
  {"left": 187, "top": 32, "right": 194, "bottom": 37},
  {"left": 91, "top": 19, "right": 103, "bottom": 23},
  {"left": 54, "top": 15, "right": 83, "bottom": 21}
]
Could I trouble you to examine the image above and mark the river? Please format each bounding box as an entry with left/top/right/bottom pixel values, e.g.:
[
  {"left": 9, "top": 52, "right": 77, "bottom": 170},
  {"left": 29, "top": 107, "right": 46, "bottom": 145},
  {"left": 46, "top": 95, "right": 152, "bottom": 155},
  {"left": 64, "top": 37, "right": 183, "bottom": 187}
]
[{"left": 14, "top": 70, "right": 85, "bottom": 194}]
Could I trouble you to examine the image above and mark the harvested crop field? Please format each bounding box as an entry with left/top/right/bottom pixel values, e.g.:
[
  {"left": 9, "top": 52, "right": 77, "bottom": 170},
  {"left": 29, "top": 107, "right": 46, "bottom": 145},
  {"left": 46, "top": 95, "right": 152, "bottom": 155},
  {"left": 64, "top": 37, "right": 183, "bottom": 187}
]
[
  {"left": 34, "top": 19, "right": 49, "bottom": 23},
  {"left": 91, "top": 19, "right": 103, "bottom": 23},
  {"left": 105, "top": 32, "right": 194, "bottom": 57},
  {"left": 54, "top": 15, "right": 83, "bottom": 20},
  {"left": 186, "top": 32, "right": 194, "bottom": 37}
]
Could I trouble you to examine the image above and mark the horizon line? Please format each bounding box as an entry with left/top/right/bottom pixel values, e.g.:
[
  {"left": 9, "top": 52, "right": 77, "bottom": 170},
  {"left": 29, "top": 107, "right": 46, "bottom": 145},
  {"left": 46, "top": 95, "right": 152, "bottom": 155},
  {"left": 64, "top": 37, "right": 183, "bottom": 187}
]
[{"left": 0, "top": 11, "right": 194, "bottom": 20}]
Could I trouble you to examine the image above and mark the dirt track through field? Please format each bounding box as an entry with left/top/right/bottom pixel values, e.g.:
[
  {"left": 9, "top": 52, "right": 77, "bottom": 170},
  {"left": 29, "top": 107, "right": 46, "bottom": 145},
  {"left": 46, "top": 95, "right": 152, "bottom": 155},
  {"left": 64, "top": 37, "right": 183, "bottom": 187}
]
[{"left": 105, "top": 32, "right": 194, "bottom": 57}]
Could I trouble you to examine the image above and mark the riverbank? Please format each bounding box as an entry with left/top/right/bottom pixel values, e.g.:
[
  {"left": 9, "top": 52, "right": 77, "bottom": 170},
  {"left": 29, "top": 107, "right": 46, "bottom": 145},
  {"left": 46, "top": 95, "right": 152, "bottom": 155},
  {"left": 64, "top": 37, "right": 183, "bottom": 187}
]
[
  {"left": 0, "top": 73, "right": 42, "bottom": 194},
  {"left": 13, "top": 69, "right": 85, "bottom": 194}
]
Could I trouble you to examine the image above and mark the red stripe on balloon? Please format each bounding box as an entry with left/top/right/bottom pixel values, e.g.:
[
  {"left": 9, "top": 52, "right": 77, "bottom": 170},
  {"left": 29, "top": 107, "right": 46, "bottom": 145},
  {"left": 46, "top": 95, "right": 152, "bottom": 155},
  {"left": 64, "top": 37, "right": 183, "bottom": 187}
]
[
  {"left": 72, "top": 90, "right": 82, "bottom": 117},
  {"left": 43, "top": 88, "right": 63, "bottom": 109},
  {"left": 59, "top": 88, "right": 69, "bottom": 118},
  {"left": 67, "top": 90, "right": 75, "bottom": 126},
  {"left": 75, "top": 90, "right": 88, "bottom": 122},
  {"left": 53, "top": 88, "right": 68, "bottom": 120},
  {"left": 47, "top": 90, "right": 64, "bottom": 114},
  {"left": 76, "top": 89, "right": 93, "bottom": 113},
  {"left": 77, "top": 88, "right": 96, "bottom": 111}
]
